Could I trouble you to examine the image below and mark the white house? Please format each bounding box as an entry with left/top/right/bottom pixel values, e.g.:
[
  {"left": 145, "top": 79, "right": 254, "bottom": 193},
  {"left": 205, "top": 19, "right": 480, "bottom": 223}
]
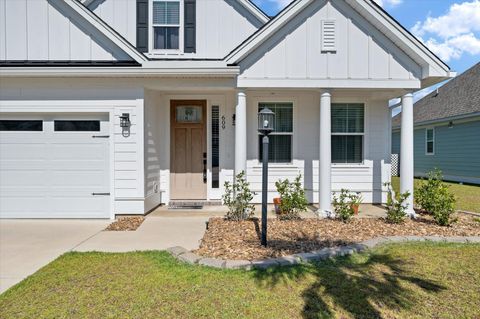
[{"left": 0, "top": 0, "right": 453, "bottom": 219}]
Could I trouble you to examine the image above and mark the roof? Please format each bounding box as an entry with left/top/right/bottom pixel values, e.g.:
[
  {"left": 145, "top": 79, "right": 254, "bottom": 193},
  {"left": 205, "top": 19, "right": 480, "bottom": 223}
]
[
  {"left": 392, "top": 62, "right": 480, "bottom": 127},
  {"left": 225, "top": 0, "right": 451, "bottom": 82}
]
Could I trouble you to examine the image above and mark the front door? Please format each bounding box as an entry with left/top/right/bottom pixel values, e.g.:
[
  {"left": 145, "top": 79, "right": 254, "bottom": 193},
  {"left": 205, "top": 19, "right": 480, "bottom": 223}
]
[{"left": 170, "top": 100, "right": 207, "bottom": 200}]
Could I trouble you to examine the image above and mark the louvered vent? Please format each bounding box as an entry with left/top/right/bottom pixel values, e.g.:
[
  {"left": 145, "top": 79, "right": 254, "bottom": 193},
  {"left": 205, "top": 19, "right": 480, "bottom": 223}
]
[{"left": 321, "top": 20, "right": 336, "bottom": 52}]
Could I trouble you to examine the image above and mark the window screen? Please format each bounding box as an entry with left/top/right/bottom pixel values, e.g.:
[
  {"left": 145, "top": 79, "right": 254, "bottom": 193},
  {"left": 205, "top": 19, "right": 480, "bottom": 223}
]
[
  {"left": 54, "top": 120, "right": 100, "bottom": 132},
  {"left": 331, "top": 104, "right": 364, "bottom": 164},
  {"left": 0, "top": 120, "right": 42, "bottom": 131},
  {"left": 258, "top": 103, "right": 293, "bottom": 163},
  {"left": 153, "top": 0, "right": 180, "bottom": 50}
]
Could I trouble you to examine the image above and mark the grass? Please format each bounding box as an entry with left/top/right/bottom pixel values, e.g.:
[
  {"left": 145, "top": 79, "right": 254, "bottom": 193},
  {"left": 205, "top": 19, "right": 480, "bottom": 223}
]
[
  {"left": 391, "top": 176, "right": 480, "bottom": 213},
  {"left": 1, "top": 243, "right": 480, "bottom": 318}
]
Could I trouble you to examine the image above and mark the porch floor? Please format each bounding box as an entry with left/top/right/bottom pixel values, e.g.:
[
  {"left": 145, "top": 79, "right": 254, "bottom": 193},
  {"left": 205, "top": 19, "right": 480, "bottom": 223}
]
[{"left": 148, "top": 204, "right": 387, "bottom": 219}]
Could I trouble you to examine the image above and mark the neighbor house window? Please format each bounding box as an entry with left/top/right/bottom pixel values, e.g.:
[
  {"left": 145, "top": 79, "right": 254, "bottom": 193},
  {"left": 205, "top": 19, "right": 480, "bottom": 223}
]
[
  {"left": 331, "top": 104, "right": 364, "bottom": 164},
  {"left": 152, "top": 0, "right": 180, "bottom": 50},
  {"left": 258, "top": 103, "right": 293, "bottom": 163},
  {"left": 426, "top": 128, "right": 434, "bottom": 155}
]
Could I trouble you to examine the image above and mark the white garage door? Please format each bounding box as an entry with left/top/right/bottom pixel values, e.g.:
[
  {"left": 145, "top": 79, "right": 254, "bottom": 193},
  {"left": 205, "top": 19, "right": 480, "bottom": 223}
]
[{"left": 0, "top": 113, "right": 111, "bottom": 218}]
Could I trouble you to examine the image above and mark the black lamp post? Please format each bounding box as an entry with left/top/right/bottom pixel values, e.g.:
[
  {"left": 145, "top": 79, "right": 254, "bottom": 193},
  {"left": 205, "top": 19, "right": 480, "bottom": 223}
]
[{"left": 257, "top": 107, "right": 275, "bottom": 246}]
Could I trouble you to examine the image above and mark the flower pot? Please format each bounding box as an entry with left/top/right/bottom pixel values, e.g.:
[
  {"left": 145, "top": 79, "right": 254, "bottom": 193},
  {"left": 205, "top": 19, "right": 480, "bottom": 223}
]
[
  {"left": 273, "top": 197, "right": 282, "bottom": 214},
  {"left": 351, "top": 204, "right": 360, "bottom": 215}
]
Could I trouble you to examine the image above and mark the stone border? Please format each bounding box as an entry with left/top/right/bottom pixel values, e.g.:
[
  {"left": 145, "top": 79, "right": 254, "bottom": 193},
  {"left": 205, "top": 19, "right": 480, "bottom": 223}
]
[{"left": 167, "top": 236, "right": 480, "bottom": 270}]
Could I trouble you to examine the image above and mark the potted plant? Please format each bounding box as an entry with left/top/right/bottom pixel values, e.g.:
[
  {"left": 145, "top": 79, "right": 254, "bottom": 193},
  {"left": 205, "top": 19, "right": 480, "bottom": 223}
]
[
  {"left": 349, "top": 192, "right": 363, "bottom": 215},
  {"left": 273, "top": 197, "right": 282, "bottom": 215}
]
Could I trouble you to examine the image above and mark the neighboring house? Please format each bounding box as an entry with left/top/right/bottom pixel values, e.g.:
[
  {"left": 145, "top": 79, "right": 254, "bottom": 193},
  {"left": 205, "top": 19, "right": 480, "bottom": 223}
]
[
  {"left": 0, "top": 0, "right": 452, "bottom": 219},
  {"left": 392, "top": 62, "right": 480, "bottom": 185}
]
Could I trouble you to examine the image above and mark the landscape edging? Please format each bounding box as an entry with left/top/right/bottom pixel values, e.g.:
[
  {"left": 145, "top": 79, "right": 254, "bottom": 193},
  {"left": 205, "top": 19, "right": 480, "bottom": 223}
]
[{"left": 167, "top": 236, "right": 480, "bottom": 270}]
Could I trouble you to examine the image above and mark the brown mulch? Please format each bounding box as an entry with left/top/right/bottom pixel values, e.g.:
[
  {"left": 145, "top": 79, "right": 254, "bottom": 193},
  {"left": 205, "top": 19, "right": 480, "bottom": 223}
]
[
  {"left": 195, "top": 213, "right": 480, "bottom": 260},
  {"left": 105, "top": 216, "right": 145, "bottom": 231}
]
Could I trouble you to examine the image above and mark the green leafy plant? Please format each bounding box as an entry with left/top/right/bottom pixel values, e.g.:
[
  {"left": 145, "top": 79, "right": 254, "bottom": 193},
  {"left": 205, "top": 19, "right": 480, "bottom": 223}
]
[
  {"left": 274, "top": 174, "right": 308, "bottom": 220},
  {"left": 222, "top": 171, "right": 255, "bottom": 221},
  {"left": 332, "top": 189, "right": 355, "bottom": 222},
  {"left": 384, "top": 182, "right": 409, "bottom": 224},
  {"left": 415, "top": 169, "right": 457, "bottom": 226}
]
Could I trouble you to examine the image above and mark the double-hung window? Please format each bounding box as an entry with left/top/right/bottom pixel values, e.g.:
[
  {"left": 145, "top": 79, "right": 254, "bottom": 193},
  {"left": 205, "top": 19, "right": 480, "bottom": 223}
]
[
  {"left": 152, "top": 0, "right": 180, "bottom": 50},
  {"left": 331, "top": 103, "right": 364, "bottom": 164},
  {"left": 258, "top": 103, "right": 293, "bottom": 163},
  {"left": 425, "top": 128, "right": 434, "bottom": 155}
]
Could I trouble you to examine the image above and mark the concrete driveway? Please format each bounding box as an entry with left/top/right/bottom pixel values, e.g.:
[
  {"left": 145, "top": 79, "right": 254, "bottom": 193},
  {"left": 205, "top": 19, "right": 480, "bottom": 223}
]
[{"left": 0, "top": 219, "right": 109, "bottom": 293}]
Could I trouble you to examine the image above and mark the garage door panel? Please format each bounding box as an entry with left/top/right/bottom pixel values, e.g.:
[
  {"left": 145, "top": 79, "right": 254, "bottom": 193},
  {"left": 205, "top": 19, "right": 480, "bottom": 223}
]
[
  {"left": 0, "top": 170, "right": 49, "bottom": 186},
  {"left": 0, "top": 114, "right": 111, "bottom": 219},
  {"left": 51, "top": 143, "right": 107, "bottom": 160},
  {"left": 0, "top": 143, "right": 49, "bottom": 159}
]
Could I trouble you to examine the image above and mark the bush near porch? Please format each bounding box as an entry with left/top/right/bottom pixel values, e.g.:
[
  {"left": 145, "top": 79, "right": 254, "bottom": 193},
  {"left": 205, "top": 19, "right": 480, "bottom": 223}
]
[
  {"left": 1, "top": 243, "right": 479, "bottom": 319},
  {"left": 391, "top": 177, "right": 480, "bottom": 213}
]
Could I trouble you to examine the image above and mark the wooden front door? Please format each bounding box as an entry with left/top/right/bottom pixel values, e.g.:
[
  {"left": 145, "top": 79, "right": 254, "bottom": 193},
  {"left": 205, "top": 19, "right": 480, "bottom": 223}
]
[{"left": 170, "top": 100, "right": 207, "bottom": 200}]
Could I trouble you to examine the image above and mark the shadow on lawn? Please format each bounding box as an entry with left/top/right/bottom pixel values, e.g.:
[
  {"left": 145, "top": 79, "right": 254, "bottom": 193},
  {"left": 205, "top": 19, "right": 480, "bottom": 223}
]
[{"left": 253, "top": 250, "right": 445, "bottom": 318}]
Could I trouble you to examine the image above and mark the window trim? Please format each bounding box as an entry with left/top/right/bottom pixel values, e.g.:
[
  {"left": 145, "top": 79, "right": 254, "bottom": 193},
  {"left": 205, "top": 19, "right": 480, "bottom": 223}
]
[
  {"left": 257, "top": 101, "right": 294, "bottom": 165},
  {"left": 425, "top": 127, "right": 435, "bottom": 155},
  {"left": 331, "top": 103, "right": 366, "bottom": 165},
  {"left": 150, "top": 0, "right": 184, "bottom": 53}
]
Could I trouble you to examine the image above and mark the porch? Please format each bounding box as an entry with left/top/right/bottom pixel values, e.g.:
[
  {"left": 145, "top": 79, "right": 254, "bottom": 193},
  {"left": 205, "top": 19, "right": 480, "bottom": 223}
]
[{"left": 144, "top": 87, "right": 416, "bottom": 216}]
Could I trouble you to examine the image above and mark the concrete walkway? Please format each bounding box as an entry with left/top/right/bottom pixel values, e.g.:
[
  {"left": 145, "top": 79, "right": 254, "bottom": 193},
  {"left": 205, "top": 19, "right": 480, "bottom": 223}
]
[{"left": 0, "top": 219, "right": 109, "bottom": 293}]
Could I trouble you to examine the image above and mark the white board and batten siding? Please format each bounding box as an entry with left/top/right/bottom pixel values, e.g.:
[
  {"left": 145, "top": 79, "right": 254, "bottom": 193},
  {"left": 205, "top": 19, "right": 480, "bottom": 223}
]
[
  {"left": 89, "top": 0, "right": 136, "bottom": 45},
  {"left": 238, "top": 0, "right": 422, "bottom": 87},
  {"left": 0, "top": 0, "right": 131, "bottom": 61}
]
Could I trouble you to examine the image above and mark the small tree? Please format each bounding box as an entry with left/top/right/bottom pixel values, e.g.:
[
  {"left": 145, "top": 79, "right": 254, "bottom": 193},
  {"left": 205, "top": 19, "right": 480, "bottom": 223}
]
[
  {"left": 275, "top": 174, "right": 308, "bottom": 220},
  {"left": 384, "top": 182, "right": 409, "bottom": 224},
  {"left": 415, "top": 169, "right": 457, "bottom": 226},
  {"left": 222, "top": 171, "right": 255, "bottom": 221}
]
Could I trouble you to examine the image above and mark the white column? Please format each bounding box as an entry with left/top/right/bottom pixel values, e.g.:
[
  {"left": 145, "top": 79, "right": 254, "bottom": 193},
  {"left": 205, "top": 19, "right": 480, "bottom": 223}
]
[
  {"left": 235, "top": 91, "right": 247, "bottom": 176},
  {"left": 400, "top": 93, "right": 416, "bottom": 217},
  {"left": 318, "top": 91, "right": 332, "bottom": 216}
]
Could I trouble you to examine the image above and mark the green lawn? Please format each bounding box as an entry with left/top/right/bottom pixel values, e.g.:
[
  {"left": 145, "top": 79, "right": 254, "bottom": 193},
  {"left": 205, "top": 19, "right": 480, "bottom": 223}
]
[
  {"left": 1, "top": 243, "right": 480, "bottom": 318},
  {"left": 391, "top": 176, "right": 480, "bottom": 213}
]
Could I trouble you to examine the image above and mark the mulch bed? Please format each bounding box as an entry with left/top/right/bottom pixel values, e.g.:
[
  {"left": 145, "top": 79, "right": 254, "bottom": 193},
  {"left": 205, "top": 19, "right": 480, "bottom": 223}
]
[
  {"left": 195, "top": 213, "right": 480, "bottom": 260},
  {"left": 105, "top": 216, "right": 145, "bottom": 231}
]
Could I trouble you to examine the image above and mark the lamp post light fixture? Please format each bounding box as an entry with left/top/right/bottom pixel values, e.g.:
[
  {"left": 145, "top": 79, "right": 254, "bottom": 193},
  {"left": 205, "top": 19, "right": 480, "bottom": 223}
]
[{"left": 257, "top": 107, "right": 275, "bottom": 246}]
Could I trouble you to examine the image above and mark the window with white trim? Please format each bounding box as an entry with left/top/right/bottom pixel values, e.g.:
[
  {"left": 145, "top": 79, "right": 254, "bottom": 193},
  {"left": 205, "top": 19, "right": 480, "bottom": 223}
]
[
  {"left": 258, "top": 103, "right": 293, "bottom": 163},
  {"left": 331, "top": 104, "right": 364, "bottom": 164},
  {"left": 426, "top": 128, "right": 434, "bottom": 155},
  {"left": 152, "top": 0, "right": 181, "bottom": 50}
]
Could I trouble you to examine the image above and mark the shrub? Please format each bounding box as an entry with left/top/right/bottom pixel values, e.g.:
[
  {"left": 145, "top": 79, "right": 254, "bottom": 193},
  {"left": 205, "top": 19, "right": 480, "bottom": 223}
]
[
  {"left": 222, "top": 171, "right": 255, "bottom": 221},
  {"left": 332, "top": 189, "right": 355, "bottom": 222},
  {"left": 384, "top": 182, "right": 409, "bottom": 224},
  {"left": 275, "top": 174, "right": 308, "bottom": 220},
  {"left": 415, "top": 169, "right": 457, "bottom": 226}
]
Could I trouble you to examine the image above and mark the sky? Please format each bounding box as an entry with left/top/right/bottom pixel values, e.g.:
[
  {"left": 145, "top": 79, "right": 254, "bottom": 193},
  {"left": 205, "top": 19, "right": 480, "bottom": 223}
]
[{"left": 252, "top": 0, "right": 480, "bottom": 105}]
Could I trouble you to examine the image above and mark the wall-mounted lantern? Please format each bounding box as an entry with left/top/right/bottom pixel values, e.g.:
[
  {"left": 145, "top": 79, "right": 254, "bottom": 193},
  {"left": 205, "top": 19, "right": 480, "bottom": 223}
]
[
  {"left": 448, "top": 121, "right": 454, "bottom": 128},
  {"left": 232, "top": 114, "right": 236, "bottom": 126},
  {"left": 119, "top": 113, "right": 131, "bottom": 128}
]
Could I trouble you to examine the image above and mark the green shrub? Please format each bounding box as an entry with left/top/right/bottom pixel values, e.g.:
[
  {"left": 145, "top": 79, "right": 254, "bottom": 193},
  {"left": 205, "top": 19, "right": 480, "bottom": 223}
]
[
  {"left": 332, "top": 189, "right": 355, "bottom": 222},
  {"left": 384, "top": 182, "right": 409, "bottom": 224},
  {"left": 275, "top": 174, "right": 308, "bottom": 220},
  {"left": 222, "top": 171, "right": 255, "bottom": 221},
  {"left": 415, "top": 169, "right": 457, "bottom": 226}
]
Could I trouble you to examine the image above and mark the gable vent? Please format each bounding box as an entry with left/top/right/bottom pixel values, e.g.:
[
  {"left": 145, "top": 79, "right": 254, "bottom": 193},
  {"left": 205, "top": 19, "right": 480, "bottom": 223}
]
[{"left": 321, "top": 20, "right": 336, "bottom": 52}]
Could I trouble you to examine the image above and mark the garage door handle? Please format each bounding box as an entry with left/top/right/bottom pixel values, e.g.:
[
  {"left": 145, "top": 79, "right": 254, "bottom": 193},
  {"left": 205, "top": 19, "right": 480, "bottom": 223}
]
[
  {"left": 92, "top": 135, "right": 110, "bottom": 138},
  {"left": 92, "top": 192, "right": 110, "bottom": 196}
]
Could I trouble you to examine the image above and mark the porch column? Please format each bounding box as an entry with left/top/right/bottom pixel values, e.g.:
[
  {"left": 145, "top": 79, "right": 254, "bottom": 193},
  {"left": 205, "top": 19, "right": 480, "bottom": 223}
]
[
  {"left": 318, "top": 91, "right": 332, "bottom": 216},
  {"left": 235, "top": 90, "right": 247, "bottom": 176},
  {"left": 400, "top": 93, "right": 416, "bottom": 217}
]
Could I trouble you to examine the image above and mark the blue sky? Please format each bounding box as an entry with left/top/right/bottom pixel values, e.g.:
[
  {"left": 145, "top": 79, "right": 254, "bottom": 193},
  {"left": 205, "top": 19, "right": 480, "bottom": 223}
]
[{"left": 252, "top": 0, "right": 480, "bottom": 75}]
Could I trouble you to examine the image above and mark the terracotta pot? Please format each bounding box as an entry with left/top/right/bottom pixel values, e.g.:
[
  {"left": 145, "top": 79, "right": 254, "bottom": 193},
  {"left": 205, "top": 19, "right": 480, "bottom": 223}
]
[
  {"left": 273, "top": 197, "right": 282, "bottom": 214},
  {"left": 351, "top": 204, "right": 360, "bottom": 215}
]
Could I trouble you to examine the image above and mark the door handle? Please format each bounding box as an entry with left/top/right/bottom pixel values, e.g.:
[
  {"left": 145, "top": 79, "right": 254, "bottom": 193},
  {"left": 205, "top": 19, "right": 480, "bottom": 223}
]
[{"left": 92, "top": 192, "right": 110, "bottom": 196}]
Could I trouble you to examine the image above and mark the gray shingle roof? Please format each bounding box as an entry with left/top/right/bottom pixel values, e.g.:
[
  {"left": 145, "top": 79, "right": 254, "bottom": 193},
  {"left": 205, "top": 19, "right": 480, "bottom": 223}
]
[{"left": 392, "top": 62, "right": 480, "bottom": 127}]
